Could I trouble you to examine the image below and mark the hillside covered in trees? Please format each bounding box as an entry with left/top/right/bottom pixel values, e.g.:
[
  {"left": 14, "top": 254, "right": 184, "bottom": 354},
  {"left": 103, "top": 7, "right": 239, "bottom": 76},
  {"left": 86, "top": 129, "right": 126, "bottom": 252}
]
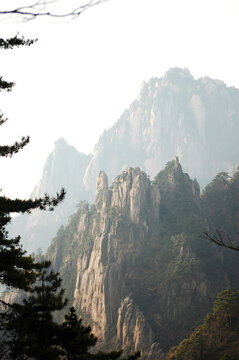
[{"left": 167, "top": 289, "right": 239, "bottom": 360}]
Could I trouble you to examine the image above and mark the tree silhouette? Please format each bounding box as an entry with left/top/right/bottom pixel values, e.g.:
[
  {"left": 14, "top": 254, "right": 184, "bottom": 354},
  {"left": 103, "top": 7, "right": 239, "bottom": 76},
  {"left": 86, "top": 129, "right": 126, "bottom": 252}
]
[
  {"left": 5, "top": 262, "right": 141, "bottom": 360},
  {"left": 60, "top": 306, "right": 98, "bottom": 359},
  {"left": 0, "top": 35, "right": 65, "bottom": 296},
  {"left": 6, "top": 261, "right": 67, "bottom": 360},
  {"left": 59, "top": 306, "right": 140, "bottom": 360}
]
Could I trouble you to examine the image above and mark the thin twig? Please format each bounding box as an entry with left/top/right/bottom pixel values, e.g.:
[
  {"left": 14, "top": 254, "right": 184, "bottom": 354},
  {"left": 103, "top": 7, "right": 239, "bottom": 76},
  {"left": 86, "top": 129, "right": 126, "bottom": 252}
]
[
  {"left": 0, "top": 0, "right": 109, "bottom": 21},
  {"left": 204, "top": 229, "right": 239, "bottom": 252}
]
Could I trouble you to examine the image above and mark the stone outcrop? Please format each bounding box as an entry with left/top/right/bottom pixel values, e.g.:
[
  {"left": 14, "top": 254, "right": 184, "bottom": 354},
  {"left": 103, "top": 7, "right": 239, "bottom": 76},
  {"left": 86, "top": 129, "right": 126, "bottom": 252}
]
[
  {"left": 9, "top": 68, "right": 239, "bottom": 253},
  {"left": 110, "top": 167, "right": 159, "bottom": 223},
  {"left": 116, "top": 296, "right": 154, "bottom": 354},
  {"left": 95, "top": 171, "right": 109, "bottom": 211},
  {"left": 83, "top": 68, "right": 239, "bottom": 198},
  {"left": 47, "top": 161, "right": 239, "bottom": 356},
  {"left": 69, "top": 167, "right": 161, "bottom": 355}
]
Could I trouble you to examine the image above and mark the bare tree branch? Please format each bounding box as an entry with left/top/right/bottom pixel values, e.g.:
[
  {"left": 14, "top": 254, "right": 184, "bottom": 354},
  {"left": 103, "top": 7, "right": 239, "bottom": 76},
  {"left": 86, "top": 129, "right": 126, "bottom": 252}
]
[
  {"left": 0, "top": 300, "right": 18, "bottom": 314},
  {"left": 204, "top": 229, "right": 239, "bottom": 252},
  {"left": 0, "top": 0, "right": 109, "bottom": 21}
]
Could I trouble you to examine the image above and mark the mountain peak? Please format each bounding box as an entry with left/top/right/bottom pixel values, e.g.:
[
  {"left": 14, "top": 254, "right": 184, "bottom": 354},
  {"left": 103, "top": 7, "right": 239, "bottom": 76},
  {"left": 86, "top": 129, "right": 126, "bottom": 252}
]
[
  {"left": 54, "top": 137, "right": 68, "bottom": 150},
  {"left": 164, "top": 67, "right": 193, "bottom": 81},
  {"left": 161, "top": 67, "right": 194, "bottom": 88}
]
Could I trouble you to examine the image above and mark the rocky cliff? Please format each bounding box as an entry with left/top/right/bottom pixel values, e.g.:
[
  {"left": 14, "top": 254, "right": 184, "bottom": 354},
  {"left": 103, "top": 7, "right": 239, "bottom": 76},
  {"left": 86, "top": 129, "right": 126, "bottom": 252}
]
[
  {"left": 83, "top": 68, "right": 239, "bottom": 199},
  {"left": 47, "top": 160, "right": 239, "bottom": 356},
  {"left": 9, "top": 138, "right": 92, "bottom": 252},
  {"left": 9, "top": 68, "right": 239, "bottom": 253}
]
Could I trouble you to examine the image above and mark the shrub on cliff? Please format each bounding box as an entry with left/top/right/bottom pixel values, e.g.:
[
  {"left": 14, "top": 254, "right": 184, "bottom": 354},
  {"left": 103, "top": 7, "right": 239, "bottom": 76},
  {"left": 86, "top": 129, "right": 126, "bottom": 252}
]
[{"left": 166, "top": 289, "right": 239, "bottom": 360}]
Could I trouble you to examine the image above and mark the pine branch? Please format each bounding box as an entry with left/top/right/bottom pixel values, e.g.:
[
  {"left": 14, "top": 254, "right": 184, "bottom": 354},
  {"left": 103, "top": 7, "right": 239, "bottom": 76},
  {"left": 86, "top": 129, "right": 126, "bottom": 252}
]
[
  {"left": 0, "top": 77, "right": 14, "bottom": 91},
  {"left": 0, "top": 113, "right": 7, "bottom": 126},
  {"left": 0, "top": 188, "right": 66, "bottom": 214},
  {"left": 0, "top": 35, "right": 36, "bottom": 49},
  {"left": 0, "top": 136, "right": 30, "bottom": 157}
]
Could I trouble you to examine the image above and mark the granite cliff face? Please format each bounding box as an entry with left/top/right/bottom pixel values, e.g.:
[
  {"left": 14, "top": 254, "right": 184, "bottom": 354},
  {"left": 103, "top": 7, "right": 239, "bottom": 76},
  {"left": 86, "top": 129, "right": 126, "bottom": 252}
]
[
  {"left": 49, "top": 167, "right": 162, "bottom": 356},
  {"left": 9, "top": 138, "right": 92, "bottom": 252},
  {"left": 9, "top": 68, "right": 239, "bottom": 252},
  {"left": 83, "top": 68, "right": 239, "bottom": 198},
  {"left": 48, "top": 160, "right": 239, "bottom": 356}
]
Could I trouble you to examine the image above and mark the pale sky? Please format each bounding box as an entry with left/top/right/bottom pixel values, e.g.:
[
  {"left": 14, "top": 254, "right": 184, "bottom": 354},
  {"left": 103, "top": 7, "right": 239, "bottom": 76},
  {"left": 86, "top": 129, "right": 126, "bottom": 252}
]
[{"left": 0, "top": 0, "right": 239, "bottom": 198}]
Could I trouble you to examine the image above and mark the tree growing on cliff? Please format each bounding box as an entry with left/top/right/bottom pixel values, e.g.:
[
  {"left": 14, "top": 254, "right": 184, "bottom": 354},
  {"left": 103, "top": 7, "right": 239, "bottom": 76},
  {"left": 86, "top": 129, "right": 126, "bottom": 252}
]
[
  {"left": 203, "top": 169, "right": 239, "bottom": 252},
  {"left": 0, "top": 35, "right": 65, "bottom": 296},
  {"left": 166, "top": 289, "right": 239, "bottom": 360}
]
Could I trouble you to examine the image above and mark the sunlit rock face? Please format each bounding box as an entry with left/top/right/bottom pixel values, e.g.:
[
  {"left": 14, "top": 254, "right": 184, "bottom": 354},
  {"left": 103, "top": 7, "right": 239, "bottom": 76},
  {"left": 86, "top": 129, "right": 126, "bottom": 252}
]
[
  {"left": 83, "top": 67, "right": 239, "bottom": 198},
  {"left": 47, "top": 162, "right": 239, "bottom": 357},
  {"left": 9, "top": 68, "right": 239, "bottom": 252},
  {"left": 9, "top": 138, "right": 92, "bottom": 252},
  {"left": 49, "top": 167, "right": 162, "bottom": 357}
]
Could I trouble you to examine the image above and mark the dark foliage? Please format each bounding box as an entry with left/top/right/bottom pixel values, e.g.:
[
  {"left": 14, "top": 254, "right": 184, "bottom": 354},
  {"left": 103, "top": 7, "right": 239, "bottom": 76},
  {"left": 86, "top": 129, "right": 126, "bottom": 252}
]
[
  {"left": 166, "top": 289, "right": 239, "bottom": 360},
  {"left": 0, "top": 76, "right": 14, "bottom": 91},
  {"left": 0, "top": 35, "right": 36, "bottom": 49},
  {"left": 60, "top": 306, "right": 98, "bottom": 359},
  {"left": 5, "top": 262, "right": 140, "bottom": 360},
  {"left": 6, "top": 261, "right": 67, "bottom": 360},
  {"left": 0, "top": 136, "right": 30, "bottom": 157},
  {"left": 0, "top": 36, "right": 65, "bottom": 293},
  {"left": 0, "top": 35, "right": 139, "bottom": 360}
]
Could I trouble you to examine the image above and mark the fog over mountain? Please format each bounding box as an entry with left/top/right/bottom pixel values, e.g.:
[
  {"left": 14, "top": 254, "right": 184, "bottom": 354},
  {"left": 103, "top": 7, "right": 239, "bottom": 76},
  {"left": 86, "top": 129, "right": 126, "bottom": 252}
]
[
  {"left": 83, "top": 67, "right": 239, "bottom": 196},
  {"left": 9, "top": 67, "right": 239, "bottom": 252},
  {"left": 9, "top": 139, "right": 92, "bottom": 252}
]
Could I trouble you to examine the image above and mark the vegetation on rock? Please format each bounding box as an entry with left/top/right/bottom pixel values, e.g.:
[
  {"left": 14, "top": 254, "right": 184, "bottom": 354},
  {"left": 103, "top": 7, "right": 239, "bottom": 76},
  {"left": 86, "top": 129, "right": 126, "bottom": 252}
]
[
  {"left": 47, "top": 160, "right": 239, "bottom": 354},
  {"left": 166, "top": 289, "right": 239, "bottom": 360},
  {"left": 3, "top": 261, "right": 140, "bottom": 360}
]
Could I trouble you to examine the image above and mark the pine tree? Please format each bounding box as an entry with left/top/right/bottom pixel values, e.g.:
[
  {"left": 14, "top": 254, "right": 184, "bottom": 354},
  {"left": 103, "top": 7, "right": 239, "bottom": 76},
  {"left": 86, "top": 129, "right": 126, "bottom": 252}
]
[
  {"left": 60, "top": 306, "right": 98, "bottom": 359},
  {"left": 6, "top": 263, "right": 140, "bottom": 360},
  {"left": 6, "top": 261, "right": 67, "bottom": 360},
  {"left": 60, "top": 307, "right": 141, "bottom": 360},
  {"left": 0, "top": 35, "right": 65, "bottom": 294},
  {"left": 166, "top": 289, "right": 239, "bottom": 360},
  {"left": 0, "top": 35, "right": 140, "bottom": 360}
]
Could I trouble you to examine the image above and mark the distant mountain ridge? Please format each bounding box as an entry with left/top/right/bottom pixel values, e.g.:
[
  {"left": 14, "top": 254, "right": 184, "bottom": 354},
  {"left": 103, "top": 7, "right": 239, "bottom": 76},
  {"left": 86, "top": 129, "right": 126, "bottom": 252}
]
[
  {"left": 9, "top": 67, "right": 239, "bottom": 252},
  {"left": 9, "top": 138, "right": 92, "bottom": 252},
  {"left": 83, "top": 67, "right": 239, "bottom": 197}
]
